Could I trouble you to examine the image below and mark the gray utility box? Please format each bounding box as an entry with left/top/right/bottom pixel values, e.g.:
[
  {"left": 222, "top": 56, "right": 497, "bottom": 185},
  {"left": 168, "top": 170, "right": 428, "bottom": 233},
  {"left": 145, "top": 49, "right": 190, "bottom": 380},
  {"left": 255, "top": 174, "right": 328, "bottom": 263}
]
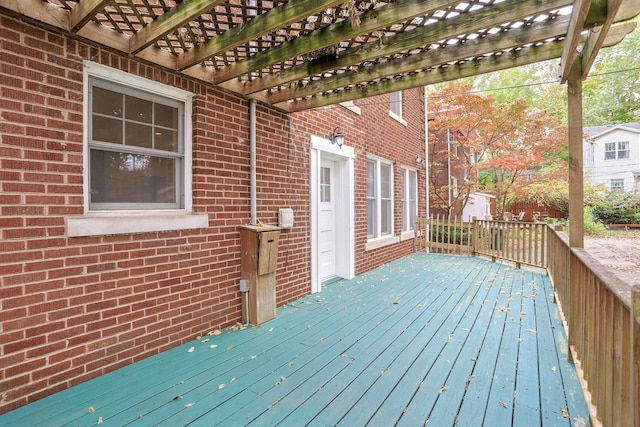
[{"left": 239, "top": 224, "right": 281, "bottom": 325}]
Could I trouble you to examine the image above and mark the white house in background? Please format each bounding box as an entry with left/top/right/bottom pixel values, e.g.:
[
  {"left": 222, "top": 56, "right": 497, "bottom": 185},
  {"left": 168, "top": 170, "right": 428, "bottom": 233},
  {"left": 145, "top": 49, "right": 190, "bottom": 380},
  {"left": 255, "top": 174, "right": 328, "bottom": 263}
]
[
  {"left": 462, "top": 192, "right": 495, "bottom": 221},
  {"left": 584, "top": 122, "right": 640, "bottom": 193}
]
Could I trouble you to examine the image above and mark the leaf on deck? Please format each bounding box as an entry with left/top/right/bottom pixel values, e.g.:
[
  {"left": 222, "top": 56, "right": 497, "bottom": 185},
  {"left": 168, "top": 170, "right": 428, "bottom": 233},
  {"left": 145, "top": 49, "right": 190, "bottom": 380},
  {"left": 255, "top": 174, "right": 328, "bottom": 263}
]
[
  {"left": 227, "top": 345, "right": 233, "bottom": 351},
  {"left": 187, "top": 347, "right": 195, "bottom": 353},
  {"left": 98, "top": 417, "right": 103, "bottom": 424},
  {"left": 209, "top": 329, "right": 222, "bottom": 336},
  {"left": 88, "top": 406, "right": 95, "bottom": 413},
  {"left": 526, "top": 329, "right": 537, "bottom": 334},
  {"left": 210, "top": 344, "right": 217, "bottom": 349},
  {"left": 561, "top": 408, "right": 570, "bottom": 418},
  {"left": 439, "top": 386, "right": 447, "bottom": 394},
  {"left": 499, "top": 401, "right": 508, "bottom": 408},
  {"left": 219, "top": 383, "right": 226, "bottom": 389},
  {"left": 185, "top": 402, "right": 195, "bottom": 408},
  {"left": 172, "top": 395, "right": 183, "bottom": 401},
  {"left": 393, "top": 300, "right": 400, "bottom": 305}
]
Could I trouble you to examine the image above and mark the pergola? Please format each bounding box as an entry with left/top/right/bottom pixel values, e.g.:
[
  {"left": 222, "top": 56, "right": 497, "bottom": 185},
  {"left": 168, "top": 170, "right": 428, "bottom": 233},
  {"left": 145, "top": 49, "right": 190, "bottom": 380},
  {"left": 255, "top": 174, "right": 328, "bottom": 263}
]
[{"left": 2, "top": 0, "right": 640, "bottom": 243}]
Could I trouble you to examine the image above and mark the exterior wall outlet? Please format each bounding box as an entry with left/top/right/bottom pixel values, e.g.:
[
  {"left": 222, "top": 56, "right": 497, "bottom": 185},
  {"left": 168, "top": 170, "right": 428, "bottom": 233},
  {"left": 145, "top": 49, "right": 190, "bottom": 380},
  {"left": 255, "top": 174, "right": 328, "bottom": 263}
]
[
  {"left": 239, "top": 279, "right": 248, "bottom": 292},
  {"left": 279, "top": 208, "right": 294, "bottom": 229}
]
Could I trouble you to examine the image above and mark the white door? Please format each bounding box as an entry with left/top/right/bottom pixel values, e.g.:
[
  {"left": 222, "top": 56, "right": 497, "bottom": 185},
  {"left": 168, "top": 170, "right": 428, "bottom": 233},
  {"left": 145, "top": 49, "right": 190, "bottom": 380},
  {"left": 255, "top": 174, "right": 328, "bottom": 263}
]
[{"left": 319, "top": 160, "right": 336, "bottom": 280}]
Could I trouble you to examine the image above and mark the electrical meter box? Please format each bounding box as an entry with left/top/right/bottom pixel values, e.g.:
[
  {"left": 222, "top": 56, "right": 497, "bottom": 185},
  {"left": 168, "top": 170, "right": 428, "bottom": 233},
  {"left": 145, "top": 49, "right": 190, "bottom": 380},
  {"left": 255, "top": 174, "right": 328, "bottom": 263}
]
[{"left": 239, "top": 224, "right": 281, "bottom": 325}]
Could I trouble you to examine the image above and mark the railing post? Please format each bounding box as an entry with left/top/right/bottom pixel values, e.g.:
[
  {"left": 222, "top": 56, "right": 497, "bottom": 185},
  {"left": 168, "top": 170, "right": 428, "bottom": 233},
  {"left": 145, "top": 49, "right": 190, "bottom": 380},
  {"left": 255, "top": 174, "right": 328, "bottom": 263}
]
[{"left": 632, "top": 284, "right": 640, "bottom": 427}]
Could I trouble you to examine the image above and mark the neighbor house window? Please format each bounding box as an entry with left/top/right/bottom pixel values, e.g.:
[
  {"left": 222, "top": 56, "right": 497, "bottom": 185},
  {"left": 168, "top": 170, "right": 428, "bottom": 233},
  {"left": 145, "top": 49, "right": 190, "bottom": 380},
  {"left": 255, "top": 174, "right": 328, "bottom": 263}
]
[
  {"left": 367, "top": 156, "right": 393, "bottom": 239},
  {"left": 87, "top": 65, "right": 192, "bottom": 211},
  {"left": 605, "top": 141, "right": 629, "bottom": 160},
  {"left": 611, "top": 178, "right": 625, "bottom": 193},
  {"left": 401, "top": 168, "right": 417, "bottom": 232}
]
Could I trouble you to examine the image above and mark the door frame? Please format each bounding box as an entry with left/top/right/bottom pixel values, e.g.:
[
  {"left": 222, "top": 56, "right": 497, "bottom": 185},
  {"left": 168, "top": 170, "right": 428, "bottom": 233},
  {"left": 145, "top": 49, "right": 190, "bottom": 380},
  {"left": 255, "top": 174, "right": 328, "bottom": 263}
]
[{"left": 310, "top": 135, "right": 355, "bottom": 293}]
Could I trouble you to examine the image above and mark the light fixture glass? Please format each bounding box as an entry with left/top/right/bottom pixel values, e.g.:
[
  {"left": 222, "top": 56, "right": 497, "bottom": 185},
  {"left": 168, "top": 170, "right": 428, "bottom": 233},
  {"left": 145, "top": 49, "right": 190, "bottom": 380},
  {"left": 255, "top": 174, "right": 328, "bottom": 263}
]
[{"left": 330, "top": 126, "right": 345, "bottom": 148}]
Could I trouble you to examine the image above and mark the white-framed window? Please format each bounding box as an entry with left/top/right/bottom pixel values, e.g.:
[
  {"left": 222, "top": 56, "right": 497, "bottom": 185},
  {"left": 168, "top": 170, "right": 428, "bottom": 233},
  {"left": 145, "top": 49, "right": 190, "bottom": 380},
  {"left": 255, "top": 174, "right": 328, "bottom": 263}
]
[
  {"left": 86, "top": 64, "right": 191, "bottom": 211},
  {"left": 605, "top": 141, "right": 630, "bottom": 160},
  {"left": 390, "top": 91, "right": 402, "bottom": 117},
  {"left": 66, "top": 62, "right": 207, "bottom": 238},
  {"left": 389, "top": 91, "right": 407, "bottom": 125},
  {"left": 401, "top": 168, "right": 417, "bottom": 232},
  {"left": 611, "top": 178, "right": 625, "bottom": 193},
  {"left": 367, "top": 156, "right": 394, "bottom": 239}
]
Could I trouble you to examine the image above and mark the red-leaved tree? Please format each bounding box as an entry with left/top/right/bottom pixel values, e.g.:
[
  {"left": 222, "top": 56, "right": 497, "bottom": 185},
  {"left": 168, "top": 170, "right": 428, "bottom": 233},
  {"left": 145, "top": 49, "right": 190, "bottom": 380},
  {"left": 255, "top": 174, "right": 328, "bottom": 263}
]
[{"left": 428, "top": 81, "right": 567, "bottom": 217}]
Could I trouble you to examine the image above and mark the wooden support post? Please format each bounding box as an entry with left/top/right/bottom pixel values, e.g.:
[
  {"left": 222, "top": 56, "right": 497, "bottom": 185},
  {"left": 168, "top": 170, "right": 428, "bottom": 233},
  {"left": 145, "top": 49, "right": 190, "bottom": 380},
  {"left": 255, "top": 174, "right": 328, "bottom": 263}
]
[
  {"left": 632, "top": 285, "right": 640, "bottom": 427},
  {"left": 567, "top": 57, "right": 584, "bottom": 248}
]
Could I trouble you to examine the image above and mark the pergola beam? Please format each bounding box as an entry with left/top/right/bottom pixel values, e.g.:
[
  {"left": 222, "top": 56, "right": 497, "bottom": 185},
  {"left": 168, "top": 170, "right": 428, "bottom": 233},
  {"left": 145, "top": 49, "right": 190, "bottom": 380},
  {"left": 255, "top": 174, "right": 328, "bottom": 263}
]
[
  {"left": 209, "top": 0, "right": 460, "bottom": 83},
  {"left": 129, "top": 0, "right": 226, "bottom": 54},
  {"left": 176, "top": 0, "right": 344, "bottom": 70},
  {"left": 278, "top": 26, "right": 631, "bottom": 113},
  {"left": 69, "top": 0, "right": 110, "bottom": 32},
  {"left": 580, "top": 0, "right": 623, "bottom": 79},
  {"left": 277, "top": 42, "right": 566, "bottom": 112},
  {"left": 558, "top": 0, "right": 591, "bottom": 83},
  {"left": 257, "top": 12, "right": 572, "bottom": 104},
  {"left": 244, "top": 0, "right": 572, "bottom": 97}
]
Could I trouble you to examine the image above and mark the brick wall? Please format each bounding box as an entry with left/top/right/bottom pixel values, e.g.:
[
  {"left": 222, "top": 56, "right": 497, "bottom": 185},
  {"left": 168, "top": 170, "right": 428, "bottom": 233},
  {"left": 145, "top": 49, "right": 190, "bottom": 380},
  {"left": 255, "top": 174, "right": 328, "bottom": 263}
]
[{"left": 0, "top": 12, "right": 425, "bottom": 414}]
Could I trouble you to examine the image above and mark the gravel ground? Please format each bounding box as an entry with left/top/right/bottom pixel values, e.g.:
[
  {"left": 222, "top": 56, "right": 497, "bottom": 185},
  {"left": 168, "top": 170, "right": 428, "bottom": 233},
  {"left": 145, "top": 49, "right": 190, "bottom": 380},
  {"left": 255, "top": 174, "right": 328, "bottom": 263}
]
[{"left": 584, "top": 230, "right": 640, "bottom": 288}]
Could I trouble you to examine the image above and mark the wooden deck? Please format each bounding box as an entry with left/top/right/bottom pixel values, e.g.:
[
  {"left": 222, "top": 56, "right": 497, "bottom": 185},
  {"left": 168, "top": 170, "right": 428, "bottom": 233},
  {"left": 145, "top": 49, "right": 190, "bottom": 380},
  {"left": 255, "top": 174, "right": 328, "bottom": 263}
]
[{"left": 0, "top": 253, "right": 589, "bottom": 426}]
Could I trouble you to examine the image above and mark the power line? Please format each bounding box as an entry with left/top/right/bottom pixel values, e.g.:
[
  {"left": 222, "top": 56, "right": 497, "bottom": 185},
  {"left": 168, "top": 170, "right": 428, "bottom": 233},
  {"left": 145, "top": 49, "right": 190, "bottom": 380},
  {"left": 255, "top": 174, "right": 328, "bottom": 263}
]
[{"left": 312, "top": 65, "right": 640, "bottom": 111}]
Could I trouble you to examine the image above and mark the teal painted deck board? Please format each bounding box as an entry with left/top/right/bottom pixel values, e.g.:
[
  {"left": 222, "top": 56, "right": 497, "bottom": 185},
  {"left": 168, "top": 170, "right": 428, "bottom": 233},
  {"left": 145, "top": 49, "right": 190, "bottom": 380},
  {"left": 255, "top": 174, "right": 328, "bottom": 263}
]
[{"left": 0, "top": 254, "right": 590, "bottom": 427}]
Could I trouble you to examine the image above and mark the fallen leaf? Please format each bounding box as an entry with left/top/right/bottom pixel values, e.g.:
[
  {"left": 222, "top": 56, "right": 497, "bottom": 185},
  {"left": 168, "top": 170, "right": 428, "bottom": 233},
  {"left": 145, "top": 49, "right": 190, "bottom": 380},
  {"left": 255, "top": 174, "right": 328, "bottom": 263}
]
[
  {"left": 98, "top": 417, "right": 103, "bottom": 424},
  {"left": 269, "top": 328, "right": 274, "bottom": 332},
  {"left": 201, "top": 338, "right": 209, "bottom": 343},
  {"left": 499, "top": 401, "right": 508, "bottom": 408},
  {"left": 219, "top": 384, "right": 226, "bottom": 389},
  {"left": 403, "top": 407, "right": 408, "bottom": 413},
  {"left": 518, "top": 338, "right": 524, "bottom": 343},
  {"left": 526, "top": 329, "right": 537, "bottom": 334},
  {"left": 227, "top": 345, "right": 233, "bottom": 351},
  {"left": 88, "top": 406, "right": 95, "bottom": 413},
  {"left": 288, "top": 361, "right": 295, "bottom": 366},
  {"left": 210, "top": 344, "right": 217, "bottom": 349},
  {"left": 561, "top": 408, "right": 570, "bottom": 418},
  {"left": 187, "top": 346, "right": 195, "bottom": 353},
  {"left": 196, "top": 335, "right": 202, "bottom": 340},
  {"left": 439, "top": 386, "right": 447, "bottom": 394},
  {"left": 210, "top": 329, "right": 222, "bottom": 336},
  {"left": 551, "top": 366, "right": 556, "bottom": 372},
  {"left": 393, "top": 300, "right": 400, "bottom": 305},
  {"left": 185, "top": 402, "right": 195, "bottom": 408},
  {"left": 173, "top": 395, "right": 183, "bottom": 401},
  {"left": 230, "top": 377, "right": 236, "bottom": 383},
  {"left": 179, "top": 380, "right": 185, "bottom": 384}
]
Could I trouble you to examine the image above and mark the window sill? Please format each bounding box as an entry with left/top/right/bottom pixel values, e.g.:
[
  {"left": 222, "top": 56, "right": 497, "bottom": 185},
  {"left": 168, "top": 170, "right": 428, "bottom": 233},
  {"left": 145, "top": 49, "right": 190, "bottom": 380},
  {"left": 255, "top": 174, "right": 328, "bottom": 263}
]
[
  {"left": 365, "top": 235, "right": 400, "bottom": 251},
  {"left": 65, "top": 212, "right": 209, "bottom": 237},
  {"left": 389, "top": 111, "right": 408, "bottom": 126},
  {"left": 400, "top": 230, "right": 415, "bottom": 241}
]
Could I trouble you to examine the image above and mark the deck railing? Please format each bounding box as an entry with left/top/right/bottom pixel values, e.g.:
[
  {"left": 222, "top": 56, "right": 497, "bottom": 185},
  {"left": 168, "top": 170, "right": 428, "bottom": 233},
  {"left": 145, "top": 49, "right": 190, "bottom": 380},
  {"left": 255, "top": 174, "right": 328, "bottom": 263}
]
[
  {"left": 415, "top": 216, "right": 547, "bottom": 268},
  {"left": 547, "top": 227, "right": 640, "bottom": 427}
]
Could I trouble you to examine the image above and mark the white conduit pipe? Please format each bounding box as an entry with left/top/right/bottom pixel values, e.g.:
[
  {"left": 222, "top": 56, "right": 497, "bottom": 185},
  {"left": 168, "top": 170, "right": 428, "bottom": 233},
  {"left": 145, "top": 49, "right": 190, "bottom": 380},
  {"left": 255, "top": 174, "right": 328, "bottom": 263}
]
[{"left": 249, "top": 99, "right": 257, "bottom": 225}]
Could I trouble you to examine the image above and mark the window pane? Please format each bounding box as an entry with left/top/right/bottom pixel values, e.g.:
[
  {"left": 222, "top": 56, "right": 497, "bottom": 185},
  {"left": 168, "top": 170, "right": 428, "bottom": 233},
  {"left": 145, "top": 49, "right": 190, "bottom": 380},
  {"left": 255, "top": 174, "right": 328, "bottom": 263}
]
[
  {"left": 125, "top": 122, "right": 153, "bottom": 149},
  {"left": 90, "top": 149, "right": 176, "bottom": 206},
  {"left": 381, "top": 164, "right": 391, "bottom": 198},
  {"left": 367, "top": 160, "right": 376, "bottom": 197},
  {"left": 320, "top": 167, "right": 331, "bottom": 203},
  {"left": 125, "top": 95, "right": 153, "bottom": 124},
  {"left": 618, "top": 141, "right": 629, "bottom": 159},
  {"left": 154, "top": 129, "right": 178, "bottom": 152},
  {"left": 381, "top": 200, "right": 391, "bottom": 235},
  {"left": 155, "top": 103, "right": 178, "bottom": 128},
  {"left": 367, "top": 200, "right": 375, "bottom": 237},
  {"left": 93, "top": 87, "right": 122, "bottom": 117},
  {"left": 93, "top": 115, "right": 123, "bottom": 144}
]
